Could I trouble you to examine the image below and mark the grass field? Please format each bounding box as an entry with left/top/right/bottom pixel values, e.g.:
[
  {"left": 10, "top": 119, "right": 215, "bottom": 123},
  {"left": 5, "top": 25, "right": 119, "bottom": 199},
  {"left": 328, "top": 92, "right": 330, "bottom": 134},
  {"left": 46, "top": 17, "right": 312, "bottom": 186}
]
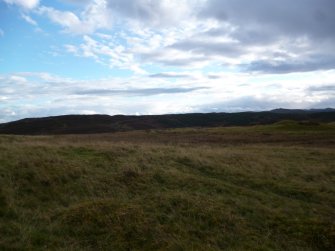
[{"left": 0, "top": 121, "right": 334, "bottom": 250}]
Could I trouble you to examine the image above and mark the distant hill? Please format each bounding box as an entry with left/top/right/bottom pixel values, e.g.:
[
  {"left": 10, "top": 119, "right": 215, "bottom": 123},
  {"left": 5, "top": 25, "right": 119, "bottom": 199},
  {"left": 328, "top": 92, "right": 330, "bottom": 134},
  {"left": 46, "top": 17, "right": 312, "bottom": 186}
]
[
  {"left": 0, "top": 109, "right": 335, "bottom": 135},
  {"left": 270, "top": 108, "right": 335, "bottom": 114}
]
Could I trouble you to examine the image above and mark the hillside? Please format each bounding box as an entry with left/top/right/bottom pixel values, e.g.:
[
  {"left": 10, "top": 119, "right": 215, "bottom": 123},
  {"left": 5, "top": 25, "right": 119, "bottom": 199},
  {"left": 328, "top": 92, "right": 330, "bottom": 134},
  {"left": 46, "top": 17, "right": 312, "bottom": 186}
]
[
  {"left": 0, "top": 122, "right": 334, "bottom": 250},
  {"left": 0, "top": 109, "right": 335, "bottom": 135}
]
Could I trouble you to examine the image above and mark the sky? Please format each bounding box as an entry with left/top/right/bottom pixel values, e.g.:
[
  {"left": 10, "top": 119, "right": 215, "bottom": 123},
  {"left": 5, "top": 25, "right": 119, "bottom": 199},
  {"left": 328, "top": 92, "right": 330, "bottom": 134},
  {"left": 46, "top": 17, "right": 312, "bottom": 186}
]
[{"left": 0, "top": 0, "right": 335, "bottom": 122}]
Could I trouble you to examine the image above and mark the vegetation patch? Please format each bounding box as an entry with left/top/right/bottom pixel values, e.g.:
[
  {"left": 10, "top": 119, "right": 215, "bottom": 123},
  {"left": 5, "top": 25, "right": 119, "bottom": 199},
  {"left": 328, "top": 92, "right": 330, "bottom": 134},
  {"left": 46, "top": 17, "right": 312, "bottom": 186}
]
[{"left": 0, "top": 124, "right": 334, "bottom": 250}]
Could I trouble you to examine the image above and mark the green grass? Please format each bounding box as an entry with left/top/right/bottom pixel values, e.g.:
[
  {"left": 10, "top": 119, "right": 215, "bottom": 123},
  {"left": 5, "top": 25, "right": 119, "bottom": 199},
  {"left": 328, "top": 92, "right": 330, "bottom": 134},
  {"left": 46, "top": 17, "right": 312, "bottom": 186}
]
[{"left": 0, "top": 123, "right": 334, "bottom": 250}]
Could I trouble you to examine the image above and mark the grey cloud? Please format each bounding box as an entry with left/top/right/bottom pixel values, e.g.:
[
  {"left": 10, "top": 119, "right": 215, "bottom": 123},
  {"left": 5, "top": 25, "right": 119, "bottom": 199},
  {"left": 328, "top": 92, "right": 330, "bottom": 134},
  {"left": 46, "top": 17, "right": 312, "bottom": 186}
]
[
  {"left": 170, "top": 40, "right": 244, "bottom": 57},
  {"left": 308, "top": 85, "right": 335, "bottom": 93},
  {"left": 194, "top": 95, "right": 335, "bottom": 113},
  {"left": 201, "top": 0, "right": 335, "bottom": 39},
  {"left": 309, "top": 97, "right": 335, "bottom": 108},
  {"left": 194, "top": 0, "right": 335, "bottom": 72},
  {"left": 231, "top": 28, "right": 278, "bottom": 46},
  {"left": 140, "top": 51, "right": 207, "bottom": 67},
  {"left": 149, "top": 73, "right": 191, "bottom": 78},
  {"left": 138, "top": 0, "right": 335, "bottom": 71},
  {"left": 106, "top": 0, "right": 192, "bottom": 26},
  {"left": 197, "top": 96, "right": 291, "bottom": 113},
  {"left": 74, "top": 87, "right": 207, "bottom": 96},
  {"left": 103, "top": 0, "right": 335, "bottom": 41},
  {"left": 60, "top": 0, "right": 90, "bottom": 5},
  {"left": 242, "top": 56, "right": 335, "bottom": 74},
  {"left": 204, "top": 26, "right": 277, "bottom": 46},
  {"left": 108, "top": 0, "right": 159, "bottom": 22},
  {"left": 207, "top": 74, "right": 221, "bottom": 80},
  {"left": 41, "top": 0, "right": 335, "bottom": 72},
  {"left": 154, "top": 57, "right": 205, "bottom": 67}
]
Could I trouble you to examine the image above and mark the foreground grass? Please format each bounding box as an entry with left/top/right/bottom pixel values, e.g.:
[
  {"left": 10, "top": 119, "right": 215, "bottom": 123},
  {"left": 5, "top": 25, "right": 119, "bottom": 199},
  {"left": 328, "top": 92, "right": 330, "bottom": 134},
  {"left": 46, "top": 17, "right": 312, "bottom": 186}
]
[{"left": 0, "top": 122, "right": 334, "bottom": 250}]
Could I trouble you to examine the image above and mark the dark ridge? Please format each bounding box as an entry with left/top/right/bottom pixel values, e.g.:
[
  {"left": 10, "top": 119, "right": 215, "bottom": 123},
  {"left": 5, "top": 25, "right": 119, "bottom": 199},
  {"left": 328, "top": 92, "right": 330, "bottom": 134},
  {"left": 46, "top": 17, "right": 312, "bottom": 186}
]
[
  {"left": 270, "top": 108, "right": 335, "bottom": 114},
  {"left": 0, "top": 109, "right": 335, "bottom": 135}
]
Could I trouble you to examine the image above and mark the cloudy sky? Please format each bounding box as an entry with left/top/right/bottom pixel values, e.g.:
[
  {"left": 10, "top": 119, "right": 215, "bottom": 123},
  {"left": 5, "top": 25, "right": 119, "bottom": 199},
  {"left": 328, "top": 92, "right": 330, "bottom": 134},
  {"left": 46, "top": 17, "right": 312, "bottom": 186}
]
[{"left": 1, "top": 0, "right": 335, "bottom": 122}]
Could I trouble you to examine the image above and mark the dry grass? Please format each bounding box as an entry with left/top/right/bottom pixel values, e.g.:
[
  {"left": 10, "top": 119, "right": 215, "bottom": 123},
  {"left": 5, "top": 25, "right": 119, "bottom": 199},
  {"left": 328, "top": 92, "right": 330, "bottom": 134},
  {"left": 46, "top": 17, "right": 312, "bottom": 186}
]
[{"left": 0, "top": 122, "right": 334, "bottom": 250}]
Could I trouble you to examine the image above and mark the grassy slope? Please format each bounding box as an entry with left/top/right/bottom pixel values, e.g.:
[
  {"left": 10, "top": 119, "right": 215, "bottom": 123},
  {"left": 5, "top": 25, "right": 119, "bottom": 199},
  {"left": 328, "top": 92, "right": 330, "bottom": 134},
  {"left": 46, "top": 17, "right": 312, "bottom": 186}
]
[
  {"left": 0, "top": 122, "right": 334, "bottom": 250},
  {"left": 1, "top": 111, "right": 335, "bottom": 135}
]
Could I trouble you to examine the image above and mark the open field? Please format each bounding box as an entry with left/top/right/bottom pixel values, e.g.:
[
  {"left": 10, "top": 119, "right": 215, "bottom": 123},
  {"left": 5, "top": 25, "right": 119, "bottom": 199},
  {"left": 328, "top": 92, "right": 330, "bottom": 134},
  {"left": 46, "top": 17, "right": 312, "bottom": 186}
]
[{"left": 0, "top": 121, "right": 335, "bottom": 250}]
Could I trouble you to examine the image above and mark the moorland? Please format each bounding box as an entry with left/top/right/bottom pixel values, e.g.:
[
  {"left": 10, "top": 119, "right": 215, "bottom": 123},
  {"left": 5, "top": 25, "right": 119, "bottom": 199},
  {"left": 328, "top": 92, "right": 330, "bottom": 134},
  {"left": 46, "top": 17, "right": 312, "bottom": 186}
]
[{"left": 0, "top": 119, "right": 334, "bottom": 250}]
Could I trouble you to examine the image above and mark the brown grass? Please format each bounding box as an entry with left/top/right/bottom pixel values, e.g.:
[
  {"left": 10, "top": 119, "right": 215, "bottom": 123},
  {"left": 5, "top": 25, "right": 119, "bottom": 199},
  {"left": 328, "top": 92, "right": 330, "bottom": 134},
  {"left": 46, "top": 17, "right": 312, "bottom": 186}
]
[{"left": 0, "top": 122, "right": 334, "bottom": 250}]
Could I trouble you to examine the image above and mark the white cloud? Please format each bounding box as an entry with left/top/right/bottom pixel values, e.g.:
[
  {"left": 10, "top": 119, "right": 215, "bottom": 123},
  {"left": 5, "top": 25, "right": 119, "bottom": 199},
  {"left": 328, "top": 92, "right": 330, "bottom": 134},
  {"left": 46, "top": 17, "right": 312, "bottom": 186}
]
[
  {"left": 21, "top": 13, "right": 37, "bottom": 25},
  {"left": 0, "top": 29, "right": 4, "bottom": 37},
  {"left": 37, "top": 6, "right": 81, "bottom": 32},
  {"left": 60, "top": 0, "right": 90, "bottom": 5},
  {"left": 7, "top": 0, "right": 334, "bottom": 73},
  {"left": 32, "top": 0, "right": 335, "bottom": 74},
  {"left": 2, "top": 0, "right": 335, "bottom": 124},
  {"left": 65, "top": 35, "right": 146, "bottom": 73},
  {"left": 37, "top": 0, "right": 203, "bottom": 34},
  {"left": 62, "top": 15, "right": 219, "bottom": 72},
  {"left": 106, "top": 0, "right": 204, "bottom": 27},
  {"left": 37, "top": 0, "right": 112, "bottom": 34},
  {"left": 3, "top": 0, "right": 39, "bottom": 9},
  {"left": 80, "top": 0, "right": 111, "bottom": 33},
  {"left": 9, "top": 75, "right": 27, "bottom": 83},
  {"left": 0, "top": 71, "right": 334, "bottom": 122},
  {"left": 64, "top": 44, "right": 79, "bottom": 54}
]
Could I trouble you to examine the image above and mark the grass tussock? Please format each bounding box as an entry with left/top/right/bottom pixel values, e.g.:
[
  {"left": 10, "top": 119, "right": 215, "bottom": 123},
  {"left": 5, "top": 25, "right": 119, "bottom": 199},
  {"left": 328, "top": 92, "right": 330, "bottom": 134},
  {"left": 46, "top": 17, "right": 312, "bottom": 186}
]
[{"left": 0, "top": 123, "right": 334, "bottom": 250}]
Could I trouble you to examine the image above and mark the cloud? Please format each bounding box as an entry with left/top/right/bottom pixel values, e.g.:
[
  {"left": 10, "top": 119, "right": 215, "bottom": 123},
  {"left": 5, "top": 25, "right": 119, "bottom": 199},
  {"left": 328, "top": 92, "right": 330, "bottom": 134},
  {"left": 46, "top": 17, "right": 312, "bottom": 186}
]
[
  {"left": 0, "top": 72, "right": 207, "bottom": 122},
  {"left": 34, "top": 0, "right": 335, "bottom": 73},
  {"left": 149, "top": 72, "right": 191, "bottom": 78},
  {"left": 64, "top": 44, "right": 79, "bottom": 54},
  {"left": 109, "top": 0, "right": 335, "bottom": 71},
  {"left": 308, "top": 84, "right": 335, "bottom": 93},
  {"left": 37, "top": 6, "right": 81, "bottom": 32},
  {"left": 195, "top": 94, "right": 335, "bottom": 113},
  {"left": 1, "top": 70, "right": 335, "bottom": 123},
  {"left": 21, "top": 13, "right": 37, "bottom": 25},
  {"left": 74, "top": 87, "right": 207, "bottom": 96},
  {"left": 106, "top": 0, "right": 199, "bottom": 27},
  {"left": 0, "top": 72, "right": 207, "bottom": 99},
  {"left": 242, "top": 56, "right": 335, "bottom": 74},
  {"left": 170, "top": 39, "right": 243, "bottom": 57},
  {"left": 194, "top": 0, "right": 335, "bottom": 72},
  {"left": 3, "top": 0, "right": 39, "bottom": 9},
  {"left": 8, "top": 0, "right": 333, "bottom": 73},
  {"left": 65, "top": 35, "right": 145, "bottom": 73},
  {"left": 201, "top": 0, "right": 335, "bottom": 40},
  {"left": 140, "top": 49, "right": 209, "bottom": 68},
  {"left": 37, "top": 0, "right": 112, "bottom": 34},
  {"left": 196, "top": 96, "right": 293, "bottom": 112},
  {"left": 100, "top": 0, "right": 334, "bottom": 71},
  {"left": 2, "top": 1, "right": 335, "bottom": 124},
  {"left": 39, "top": 0, "right": 202, "bottom": 33},
  {"left": 0, "top": 29, "right": 4, "bottom": 37},
  {"left": 59, "top": 0, "right": 90, "bottom": 5}
]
